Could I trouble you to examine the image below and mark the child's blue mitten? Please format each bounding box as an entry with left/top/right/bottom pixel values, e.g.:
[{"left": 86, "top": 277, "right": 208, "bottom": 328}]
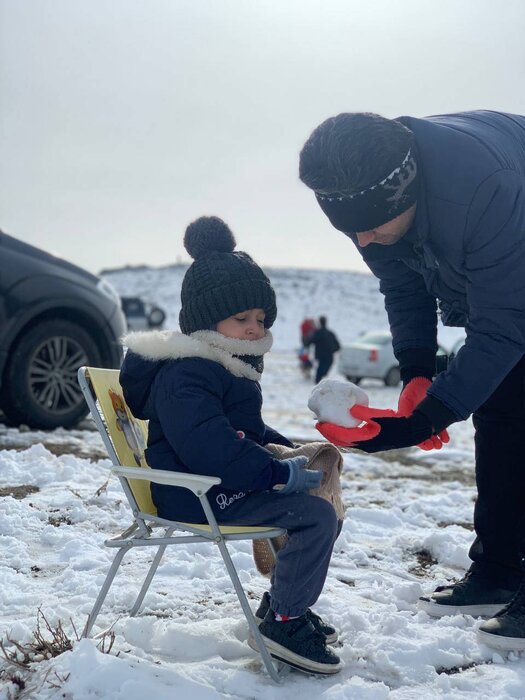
[{"left": 276, "top": 456, "right": 323, "bottom": 494}]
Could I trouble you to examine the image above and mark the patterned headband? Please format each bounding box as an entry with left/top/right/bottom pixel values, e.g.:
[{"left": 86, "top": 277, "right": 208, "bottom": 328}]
[
  {"left": 315, "top": 148, "right": 415, "bottom": 201},
  {"left": 315, "top": 149, "right": 418, "bottom": 232}
]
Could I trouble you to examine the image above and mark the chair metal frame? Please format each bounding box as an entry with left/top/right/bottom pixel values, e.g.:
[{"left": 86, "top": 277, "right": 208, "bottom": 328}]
[{"left": 77, "top": 366, "right": 288, "bottom": 683}]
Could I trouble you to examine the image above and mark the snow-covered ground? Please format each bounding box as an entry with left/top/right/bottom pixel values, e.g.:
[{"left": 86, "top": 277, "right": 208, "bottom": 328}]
[
  {"left": 4, "top": 265, "right": 523, "bottom": 699},
  {"left": 0, "top": 360, "right": 518, "bottom": 700}
]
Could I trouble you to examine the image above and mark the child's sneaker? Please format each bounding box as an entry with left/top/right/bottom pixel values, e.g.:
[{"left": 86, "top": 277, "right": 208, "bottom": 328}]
[
  {"left": 249, "top": 608, "right": 342, "bottom": 675},
  {"left": 255, "top": 592, "right": 338, "bottom": 644}
]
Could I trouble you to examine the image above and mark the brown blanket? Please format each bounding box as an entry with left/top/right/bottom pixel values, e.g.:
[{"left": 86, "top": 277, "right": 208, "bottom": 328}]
[{"left": 252, "top": 441, "right": 344, "bottom": 576}]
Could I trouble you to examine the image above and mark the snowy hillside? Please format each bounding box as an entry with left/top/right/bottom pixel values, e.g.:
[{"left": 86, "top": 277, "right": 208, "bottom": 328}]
[{"left": 102, "top": 265, "right": 464, "bottom": 352}]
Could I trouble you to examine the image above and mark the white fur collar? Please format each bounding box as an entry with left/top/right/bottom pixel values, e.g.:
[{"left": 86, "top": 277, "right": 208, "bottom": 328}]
[{"left": 122, "top": 329, "right": 273, "bottom": 381}]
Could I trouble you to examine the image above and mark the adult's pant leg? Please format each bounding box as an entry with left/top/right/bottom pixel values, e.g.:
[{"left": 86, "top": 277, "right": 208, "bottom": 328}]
[
  {"left": 470, "top": 355, "right": 525, "bottom": 582},
  {"left": 316, "top": 357, "right": 333, "bottom": 383},
  {"left": 219, "top": 491, "right": 338, "bottom": 617}
]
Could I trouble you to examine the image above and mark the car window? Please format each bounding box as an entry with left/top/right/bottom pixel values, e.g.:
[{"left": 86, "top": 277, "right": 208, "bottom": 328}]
[
  {"left": 121, "top": 297, "right": 145, "bottom": 315},
  {"left": 359, "top": 332, "right": 390, "bottom": 345}
]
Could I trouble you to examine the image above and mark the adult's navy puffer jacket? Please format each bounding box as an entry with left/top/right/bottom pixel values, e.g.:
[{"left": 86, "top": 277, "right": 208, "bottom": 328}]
[
  {"left": 337, "top": 111, "right": 525, "bottom": 420},
  {"left": 119, "top": 329, "right": 293, "bottom": 522}
]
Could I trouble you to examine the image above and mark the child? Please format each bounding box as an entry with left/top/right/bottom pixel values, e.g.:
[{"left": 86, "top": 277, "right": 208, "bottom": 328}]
[{"left": 119, "top": 216, "right": 341, "bottom": 675}]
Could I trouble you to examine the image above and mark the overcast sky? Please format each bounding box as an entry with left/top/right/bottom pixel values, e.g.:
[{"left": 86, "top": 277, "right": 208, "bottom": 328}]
[{"left": 1, "top": 0, "right": 525, "bottom": 275}]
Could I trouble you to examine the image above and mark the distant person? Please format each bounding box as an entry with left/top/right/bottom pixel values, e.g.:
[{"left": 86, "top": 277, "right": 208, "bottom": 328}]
[
  {"left": 299, "top": 317, "right": 316, "bottom": 378},
  {"left": 300, "top": 317, "right": 317, "bottom": 346},
  {"left": 119, "top": 216, "right": 341, "bottom": 675},
  {"left": 299, "top": 110, "right": 525, "bottom": 651},
  {"left": 298, "top": 346, "right": 314, "bottom": 378},
  {"left": 309, "top": 316, "right": 341, "bottom": 383}
]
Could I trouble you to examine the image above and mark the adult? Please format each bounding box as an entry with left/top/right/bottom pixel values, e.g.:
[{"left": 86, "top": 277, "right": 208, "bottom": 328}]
[
  {"left": 299, "top": 110, "right": 525, "bottom": 650},
  {"left": 309, "top": 316, "right": 341, "bottom": 383}
]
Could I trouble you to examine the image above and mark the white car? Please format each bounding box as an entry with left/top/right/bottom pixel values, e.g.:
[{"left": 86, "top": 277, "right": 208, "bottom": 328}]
[{"left": 338, "top": 330, "right": 447, "bottom": 387}]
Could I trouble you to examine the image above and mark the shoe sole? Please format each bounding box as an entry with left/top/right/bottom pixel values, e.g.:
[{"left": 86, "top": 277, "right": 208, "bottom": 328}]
[
  {"left": 418, "top": 598, "right": 507, "bottom": 618},
  {"left": 255, "top": 614, "right": 338, "bottom": 645},
  {"left": 477, "top": 628, "right": 525, "bottom": 651},
  {"left": 247, "top": 634, "right": 342, "bottom": 675}
]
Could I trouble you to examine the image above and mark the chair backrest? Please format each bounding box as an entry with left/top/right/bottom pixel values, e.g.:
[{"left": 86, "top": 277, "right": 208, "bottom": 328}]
[{"left": 78, "top": 366, "right": 157, "bottom": 515}]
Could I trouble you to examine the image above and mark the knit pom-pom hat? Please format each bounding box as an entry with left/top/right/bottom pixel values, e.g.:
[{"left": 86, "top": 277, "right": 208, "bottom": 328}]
[{"left": 179, "top": 216, "right": 277, "bottom": 334}]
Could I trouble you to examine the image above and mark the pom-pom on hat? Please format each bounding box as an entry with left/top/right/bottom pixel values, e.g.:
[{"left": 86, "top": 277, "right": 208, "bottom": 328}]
[{"left": 179, "top": 216, "right": 277, "bottom": 334}]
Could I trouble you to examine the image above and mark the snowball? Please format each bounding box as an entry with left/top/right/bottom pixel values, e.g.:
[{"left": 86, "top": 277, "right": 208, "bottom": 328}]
[{"left": 308, "top": 379, "right": 369, "bottom": 427}]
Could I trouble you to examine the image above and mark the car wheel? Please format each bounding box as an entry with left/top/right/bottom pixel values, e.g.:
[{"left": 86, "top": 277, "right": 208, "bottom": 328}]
[
  {"left": 345, "top": 375, "right": 362, "bottom": 385},
  {"left": 148, "top": 306, "right": 166, "bottom": 328},
  {"left": 384, "top": 366, "right": 401, "bottom": 387},
  {"left": 1, "top": 319, "right": 101, "bottom": 429}
]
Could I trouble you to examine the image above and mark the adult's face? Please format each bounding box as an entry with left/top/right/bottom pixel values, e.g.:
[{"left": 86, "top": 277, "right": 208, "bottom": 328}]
[{"left": 355, "top": 204, "right": 417, "bottom": 247}]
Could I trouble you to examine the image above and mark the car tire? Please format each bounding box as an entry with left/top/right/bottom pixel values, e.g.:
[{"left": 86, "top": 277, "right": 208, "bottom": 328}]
[
  {"left": 1, "top": 319, "right": 101, "bottom": 429},
  {"left": 147, "top": 306, "right": 166, "bottom": 328},
  {"left": 345, "top": 375, "right": 362, "bottom": 385},
  {"left": 384, "top": 366, "right": 401, "bottom": 387}
]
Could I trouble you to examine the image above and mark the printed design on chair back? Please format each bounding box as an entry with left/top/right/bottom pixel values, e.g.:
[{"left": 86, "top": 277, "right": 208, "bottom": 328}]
[
  {"left": 108, "top": 388, "right": 146, "bottom": 466},
  {"left": 87, "top": 368, "right": 156, "bottom": 515}
]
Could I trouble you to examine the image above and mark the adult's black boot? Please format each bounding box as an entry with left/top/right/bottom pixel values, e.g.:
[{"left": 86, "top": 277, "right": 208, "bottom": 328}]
[
  {"left": 478, "top": 567, "right": 525, "bottom": 650},
  {"left": 418, "top": 562, "right": 521, "bottom": 618}
]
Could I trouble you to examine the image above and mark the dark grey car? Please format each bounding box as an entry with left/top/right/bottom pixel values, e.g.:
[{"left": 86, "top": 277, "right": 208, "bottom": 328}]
[{"left": 0, "top": 230, "right": 126, "bottom": 429}]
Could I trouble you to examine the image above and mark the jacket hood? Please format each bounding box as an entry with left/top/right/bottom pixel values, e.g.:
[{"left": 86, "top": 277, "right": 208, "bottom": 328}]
[{"left": 120, "top": 329, "right": 273, "bottom": 419}]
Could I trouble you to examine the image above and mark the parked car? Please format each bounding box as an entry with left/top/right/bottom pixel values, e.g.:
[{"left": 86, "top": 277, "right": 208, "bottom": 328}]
[
  {"left": 0, "top": 230, "right": 126, "bottom": 429},
  {"left": 338, "top": 330, "right": 447, "bottom": 387},
  {"left": 121, "top": 296, "right": 166, "bottom": 331}
]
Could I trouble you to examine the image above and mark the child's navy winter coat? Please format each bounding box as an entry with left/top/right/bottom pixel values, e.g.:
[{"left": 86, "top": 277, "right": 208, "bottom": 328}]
[{"left": 119, "top": 330, "right": 292, "bottom": 522}]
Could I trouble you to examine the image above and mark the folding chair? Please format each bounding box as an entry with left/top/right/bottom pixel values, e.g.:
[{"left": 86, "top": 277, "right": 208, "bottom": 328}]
[{"left": 77, "top": 366, "right": 288, "bottom": 683}]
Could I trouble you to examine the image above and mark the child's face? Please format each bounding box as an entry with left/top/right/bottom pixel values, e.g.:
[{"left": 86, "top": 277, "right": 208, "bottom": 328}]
[{"left": 216, "top": 308, "right": 266, "bottom": 340}]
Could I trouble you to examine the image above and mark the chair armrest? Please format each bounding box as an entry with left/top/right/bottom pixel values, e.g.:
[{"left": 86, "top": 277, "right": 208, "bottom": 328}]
[{"left": 112, "top": 466, "right": 221, "bottom": 496}]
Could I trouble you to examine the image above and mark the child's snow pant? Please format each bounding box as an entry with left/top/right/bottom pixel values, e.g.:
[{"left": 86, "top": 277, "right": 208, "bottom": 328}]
[{"left": 217, "top": 491, "right": 339, "bottom": 617}]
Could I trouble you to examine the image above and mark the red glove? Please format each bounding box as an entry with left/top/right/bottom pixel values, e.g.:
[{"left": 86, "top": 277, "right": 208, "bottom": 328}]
[
  {"left": 316, "top": 406, "right": 398, "bottom": 447},
  {"left": 398, "top": 377, "right": 450, "bottom": 451},
  {"left": 317, "top": 405, "right": 434, "bottom": 452}
]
